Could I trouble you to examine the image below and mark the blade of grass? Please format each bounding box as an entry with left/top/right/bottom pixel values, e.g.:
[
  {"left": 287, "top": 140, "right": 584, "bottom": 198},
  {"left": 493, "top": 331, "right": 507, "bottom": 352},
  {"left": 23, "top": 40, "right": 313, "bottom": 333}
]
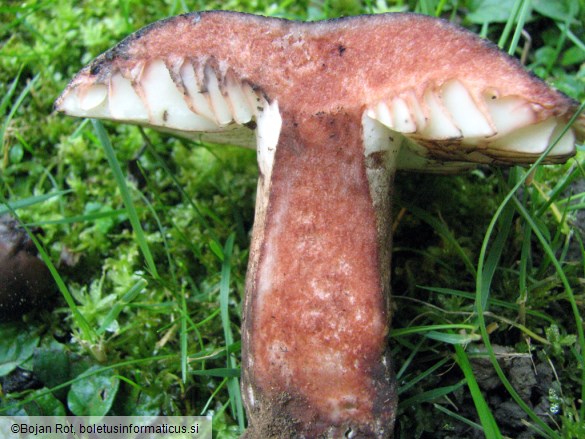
[
  {"left": 0, "top": 67, "right": 21, "bottom": 116},
  {"left": 536, "top": 162, "right": 583, "bottom": 218},
  {"left": 416, "top": 0, "right": 434, "bottom": 16},
  {"left": 512, "top": 195, "right": 585, "bottom": 423},
  {"left": 420, "top": 286, "right": 556, "bottom": 324},
  {"left": 25, "top": 225, "right": 97, "bottom": 343},
  {"left": 96, "top": 279, "right": 147, "bottom": 336},
  {"left": 498, "top": 0, "right": 523, "bottom": 49},
  {"left": 133, "top": 188, "right": 193, "bottom": 382},
  {"left": 406, "top": 205, "right": 476, "bottom": 277},
  {"left": 398, "top": 380, "right": 466, "bottom": 409},
  {"left": 434, "top": 0, "right": 449, "bottom": 17},
  {"left": 557, "top": 23, "right": 585, "bottom": 53},
  {"left": 92, "top": 119, "right": 159, "bottom": 278},
  {"left": 201, "top": 377, "right": 228, "bottom": 415},
  {"left": 391, "top": 324, "right": 477, "bottom": 338},
  {"left": 1, "top": 72, "right": 39, "bottom": 164},
  {"left": 138, "top": 127, "right": 219, "bottom": 243},
  {"left": 425, "top": 331, "right": 481, "bottom": 344},
  {"left": 0, "top": 192, "right": 96, "bottom": 345},
  {"left": 398, "top": 356, "right": 451, "bottom": 395},
  {"left": 219, "top": 233, "right": 245, "bottom": 432},
  {"left": 0, "top": 190, "right": 72, "bottom": 215},
  {"left": 479, "top": 196, "right": 514, "bottom": 311},
  {"left": 507, "top": 0, "right": 532, "bottom": 56},
  {"left": 191, "top": 368, "right": 241, "bottom": 378},
  {"left": 180, "top": 283, "right": 188, "bottom": 383},
  {"left": 25, "top": 208, "right": 126, "bottom": 227},
  {"left": 1, "top": 348, "right": 227, "bottom": 414},
  {"left": 454, "top": 344, "right": 502, "bottom": 438},
  {"left": 395, "top": 338, "right": 425, "bottom": 381},
  {"left": 474, "top": 105, "right": 585, "bottom": 438},
  {"left": 433, "top": 403, "right": 483, "bottom": 432}
]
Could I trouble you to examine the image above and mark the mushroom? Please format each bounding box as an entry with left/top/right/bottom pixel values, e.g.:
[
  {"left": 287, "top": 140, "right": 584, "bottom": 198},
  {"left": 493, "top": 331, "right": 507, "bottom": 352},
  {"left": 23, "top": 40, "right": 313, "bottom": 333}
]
[
  {"left": 55, "top": 11, "right": 584, "bottom": 438},
  {"left": 0, "top": 214, "right": 56, "bottom": 320}
]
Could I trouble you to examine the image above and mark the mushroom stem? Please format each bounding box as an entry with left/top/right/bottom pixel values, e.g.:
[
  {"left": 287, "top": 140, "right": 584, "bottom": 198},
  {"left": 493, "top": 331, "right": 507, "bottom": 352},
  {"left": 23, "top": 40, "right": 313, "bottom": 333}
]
[{"left": 242, "top": 108, "right": 398, "bottom": 437}]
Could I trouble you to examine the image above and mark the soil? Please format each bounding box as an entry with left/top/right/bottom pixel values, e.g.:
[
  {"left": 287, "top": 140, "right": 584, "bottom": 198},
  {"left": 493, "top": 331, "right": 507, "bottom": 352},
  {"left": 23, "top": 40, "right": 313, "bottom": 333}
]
[{"left": 395, "top": 345, "right": 556, "bottom": 439}]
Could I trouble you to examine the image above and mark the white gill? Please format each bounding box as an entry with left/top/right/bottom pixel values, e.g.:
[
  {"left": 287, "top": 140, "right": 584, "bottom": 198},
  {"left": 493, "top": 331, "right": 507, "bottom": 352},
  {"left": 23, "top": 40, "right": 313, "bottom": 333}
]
[
  {"left": 390, "top": 97, "right": 416, "bottom": 133},
  {"left": 492, "top": 117, "right": 575, "bottom": 156},
  {"left": 78, "top": 83, "right": 107, "bottom": 113},
  {"left": 59, "top": 58, "right": 265, "bottom": 136},
  {"left": 367, "top": 80, "right": 575, "bottom": 160},
  {"left": 179, "top": 61, "right": 217, "bottom": 123},
  {"left": 441, "top": 80, "right": 493, "bottom": 138},
  {"left": 109, "top": 72, "right": 148, "bottom": 121},
  {"left": 420, "top": 88, "right": 462, "bottom": 139}
]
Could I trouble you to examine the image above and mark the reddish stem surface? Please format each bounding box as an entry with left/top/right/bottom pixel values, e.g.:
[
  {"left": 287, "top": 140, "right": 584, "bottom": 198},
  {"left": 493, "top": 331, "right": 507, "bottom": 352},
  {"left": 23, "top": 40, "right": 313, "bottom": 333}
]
[{"left": 242, "top": 110, "right": 396, "bottom": 437}]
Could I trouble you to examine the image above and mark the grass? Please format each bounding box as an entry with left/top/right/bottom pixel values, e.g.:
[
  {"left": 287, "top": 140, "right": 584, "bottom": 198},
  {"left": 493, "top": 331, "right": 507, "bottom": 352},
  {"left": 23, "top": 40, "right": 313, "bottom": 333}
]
[{"left": 1, "top": 0, "right": 584, "bottom": 437}]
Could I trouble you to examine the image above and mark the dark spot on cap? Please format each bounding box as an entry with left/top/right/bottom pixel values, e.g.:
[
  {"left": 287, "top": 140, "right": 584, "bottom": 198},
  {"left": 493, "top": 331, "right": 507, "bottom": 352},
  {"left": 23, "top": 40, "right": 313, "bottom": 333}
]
[
  {"left": 338, "top": 44, "right": 346, "bottom": 56},
  {"left": 90, "top": 60, "right": 104, "bottom": 76}
]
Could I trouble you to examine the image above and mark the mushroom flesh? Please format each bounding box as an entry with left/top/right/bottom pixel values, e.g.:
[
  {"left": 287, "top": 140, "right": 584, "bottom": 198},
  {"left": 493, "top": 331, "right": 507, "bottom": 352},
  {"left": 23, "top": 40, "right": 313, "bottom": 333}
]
[{"left": 55, "top": 11, "right": 585, "bottom": 438}]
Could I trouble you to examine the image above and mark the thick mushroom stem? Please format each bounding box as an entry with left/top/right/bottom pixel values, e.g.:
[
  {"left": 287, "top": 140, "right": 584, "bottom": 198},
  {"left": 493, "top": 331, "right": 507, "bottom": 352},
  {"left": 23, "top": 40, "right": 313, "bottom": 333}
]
[{"left": 242, "top": 108, "right": 398, "bottom": 437}]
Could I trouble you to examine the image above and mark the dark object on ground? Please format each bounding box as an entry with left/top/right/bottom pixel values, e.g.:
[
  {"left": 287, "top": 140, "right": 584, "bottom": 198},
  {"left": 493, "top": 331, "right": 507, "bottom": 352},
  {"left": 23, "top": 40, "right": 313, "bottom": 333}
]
[
  {"left": 0, "top": 215, "right": 56, "bottom": 320},
  {"left": 1, "top": 367, "right": 43, "bottom": 393}
]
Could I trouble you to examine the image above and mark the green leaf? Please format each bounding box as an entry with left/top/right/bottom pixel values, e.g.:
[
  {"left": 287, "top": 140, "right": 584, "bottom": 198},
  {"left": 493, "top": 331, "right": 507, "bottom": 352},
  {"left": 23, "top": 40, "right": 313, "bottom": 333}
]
[
  {"left": 467, "top": 0, "right": 516, "bottom": 24},
  {"left": 123, "top": 389, "right": 165, "bottom": 416},
  {"left": 8, "top": 144, "right": 23, "bottom": 164},
  {"left": 209, "top": 238, "right": 225, "bottom": 262},
  {"left": 23, "top": 389, "right": 66, "bottom": 416},
  {"left": 561, "top": 46, "right": 585, "bottom": 66},
  {"left": 67, "top": 366, "right": 120, "bottom": 416},
  {"left": 33, "top": 346, "right": 71, "bottom": 400},
  {"left": 0, "top": 324, "right": 39, "bottom": 376},
  {"left": 533, "top": 0, "right": 576, "bottom": 21}
]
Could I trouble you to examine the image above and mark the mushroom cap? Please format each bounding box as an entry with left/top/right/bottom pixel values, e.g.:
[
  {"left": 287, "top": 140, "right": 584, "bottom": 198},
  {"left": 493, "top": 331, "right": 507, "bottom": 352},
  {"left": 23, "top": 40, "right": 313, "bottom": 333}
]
[
  {"left": 55, "top": 11, "right": 584, "bottom": 171},
  {"left": 0, "top": 215, "right": 56, "bottom": 320}
]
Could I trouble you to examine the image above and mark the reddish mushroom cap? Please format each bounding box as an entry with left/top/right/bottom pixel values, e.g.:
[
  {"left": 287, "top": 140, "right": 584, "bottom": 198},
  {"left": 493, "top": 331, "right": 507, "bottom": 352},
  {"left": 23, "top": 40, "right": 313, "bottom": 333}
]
[{"left": 56, "top": 11, "right": 584, "bottom": 172}]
